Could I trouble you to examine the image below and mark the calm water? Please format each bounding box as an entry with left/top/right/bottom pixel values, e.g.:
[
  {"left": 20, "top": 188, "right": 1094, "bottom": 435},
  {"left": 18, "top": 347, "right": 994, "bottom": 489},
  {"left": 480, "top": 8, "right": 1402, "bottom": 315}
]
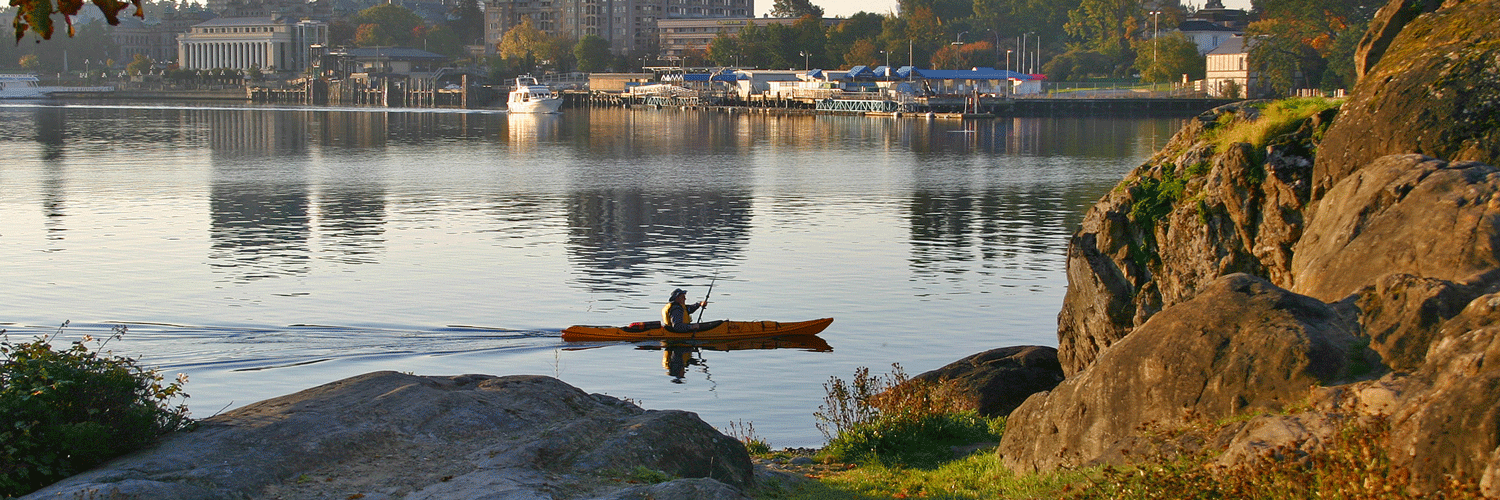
[{"left": 0, "top": 102, "right": 1181, "bottom": 446}]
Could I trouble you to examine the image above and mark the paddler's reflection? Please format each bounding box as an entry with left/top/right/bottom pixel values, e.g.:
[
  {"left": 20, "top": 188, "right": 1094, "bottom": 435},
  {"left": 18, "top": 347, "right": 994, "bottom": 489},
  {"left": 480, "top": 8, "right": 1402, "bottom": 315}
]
[{"left": 663, "top": 346, "right": 702, "bottom": 383}]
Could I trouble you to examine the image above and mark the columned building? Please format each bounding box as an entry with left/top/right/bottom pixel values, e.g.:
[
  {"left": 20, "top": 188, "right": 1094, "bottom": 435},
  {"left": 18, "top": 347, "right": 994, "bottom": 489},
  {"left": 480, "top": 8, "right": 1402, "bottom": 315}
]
[{"left": 177, "top": 16, "right": 329, "bottom": 73}]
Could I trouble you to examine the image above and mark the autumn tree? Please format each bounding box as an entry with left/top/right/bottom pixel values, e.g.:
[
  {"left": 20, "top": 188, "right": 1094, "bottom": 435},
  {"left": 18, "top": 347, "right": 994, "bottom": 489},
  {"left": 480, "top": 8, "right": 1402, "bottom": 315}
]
[
  {"left": 8, "top": 0, "right": 141, "bottom": 41},
  {"left": 824, "top": 11, "right": 884, "bottom": 66},
  {"left": 125, "top": 53, "right": 151, "bottom": 75},
  {"left": 499, "top": 18, "right": 567, "bottom": 71},
  {"left": 843, "top": 38, "right": 880, "bottom": 68},
  {"left": 1247, "top": 0, "right": 1382, "bottom": 94}
]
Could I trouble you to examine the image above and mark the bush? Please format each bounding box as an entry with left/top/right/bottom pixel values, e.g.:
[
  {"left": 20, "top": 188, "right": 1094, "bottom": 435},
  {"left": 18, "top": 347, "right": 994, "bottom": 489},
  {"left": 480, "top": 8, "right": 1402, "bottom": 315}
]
[
  {"left": 815, "top": 364, "right": 1003, "bottom": 468},
  {"left": 0, "top": 323, "right": 192, "bottom": 497}
]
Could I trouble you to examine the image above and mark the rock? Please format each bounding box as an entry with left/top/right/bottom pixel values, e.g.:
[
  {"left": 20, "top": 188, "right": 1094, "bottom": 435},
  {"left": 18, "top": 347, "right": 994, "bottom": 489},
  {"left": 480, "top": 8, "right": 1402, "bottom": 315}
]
[
  {"left": 904, "top": 346, "right": 1064, "bottom": 417},
  {"left": 1315, "top": 0, "right": 1500, "bottom": 195},
  {"left": 1354, "top": 0, "right": 1445, "bottom": 79},
  {"left": 1292, "top": 155, "right": 1500, "bottom": 303},
  {"left": 1387, "top": 293, "right": 1500, "bottom": 494},
  {"left": 999, "top": 274, "right": 1365, "bottom": 472},
  {"left": 22, "top": 372, "right": 753, "bottom": 500},
  {"left": 1350, "top": 273, "right": 1486, "bottom": 371},
  {"left": 1056, "top": 103, "right": 1324, "bottom": 375}
]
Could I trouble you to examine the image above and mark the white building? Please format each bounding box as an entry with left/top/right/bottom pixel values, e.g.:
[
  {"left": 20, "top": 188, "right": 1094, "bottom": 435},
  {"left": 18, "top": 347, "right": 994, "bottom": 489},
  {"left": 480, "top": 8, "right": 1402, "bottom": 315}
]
[
  {"left": 177, "top": 16, "right": 328, "bottom": 73},
  {"left": 1205, "top": 35, "right": 1254, "bottom": 98},
  {"left": 1178, "top": 19, "right": 1242, "bottom": 55}
]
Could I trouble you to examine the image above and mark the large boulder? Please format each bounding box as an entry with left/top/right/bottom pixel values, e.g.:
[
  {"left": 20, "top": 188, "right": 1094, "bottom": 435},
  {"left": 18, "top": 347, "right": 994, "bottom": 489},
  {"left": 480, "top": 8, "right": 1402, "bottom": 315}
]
[
  {"left": 1055, "top": 103, "right": 1325, "bottom": 375},
  {"left": 904, "top": 346, "right": 1064, "bottom": 417},
  {"left": 1293, "top": 155, "right": 1500, "bottom": 303},
  {"left": 1001, "top": 274, "right": 1365, "bottom": 472},
  {"left": 22, "top": 372, "right": 753, "bottom": 500},
  {"left": 1388, "top": 293, "right": 1500, "bottom": 496},
  {"left": 1315, "top": 0, "right": 1500, "bottom": 196}
]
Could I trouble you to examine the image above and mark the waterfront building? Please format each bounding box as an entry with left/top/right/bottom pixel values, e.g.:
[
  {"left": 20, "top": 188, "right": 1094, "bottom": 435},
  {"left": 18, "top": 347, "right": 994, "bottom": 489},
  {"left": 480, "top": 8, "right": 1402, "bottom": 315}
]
[
  {"left": 177, "top": 16, "right": 329, "bottom": 73},
  {"left": 1205, "top": 35, "right": 1256, "bottom": 98}
]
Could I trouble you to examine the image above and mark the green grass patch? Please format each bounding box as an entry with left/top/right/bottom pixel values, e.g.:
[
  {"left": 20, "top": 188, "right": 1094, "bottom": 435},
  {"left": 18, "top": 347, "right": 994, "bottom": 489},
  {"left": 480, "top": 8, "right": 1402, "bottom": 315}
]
[
  {"left": 1206, "top": 98, "right": 1341, "bottom": 153},
  {"left": 760, "top": 451, "right": 1096, "bottom": 499}
]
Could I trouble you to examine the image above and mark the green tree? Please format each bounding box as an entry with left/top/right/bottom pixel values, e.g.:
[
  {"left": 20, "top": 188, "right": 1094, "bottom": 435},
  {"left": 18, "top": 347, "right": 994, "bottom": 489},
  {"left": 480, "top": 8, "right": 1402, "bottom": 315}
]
[
  {"left": 422, "top": 24, "right": 464, "bottom": 57},
  {"left": 573, "top": 34, "right": 611, "bottom": 72},
  {"left": 843, "top": 38, "right": 879, "bottom": 68},
  {"left": 770, "top": 0, "right": 824, "bottom": 19},
  {"left": 1064, "top": 0, "right": 1141, "bottom": 61},
  {"left": 449, "top": 0, "right": 484, "bottom": 45},
  {"left": 825, "top": 11, "right": 885, "bottom": 65},
  {"left": 708, "top": 32, "right": 741, "bottom": 66},
  {"left": 354, "top": 4, "right": 424, "bottom": 47},
  {"left": 1132, "top": 32, "right": 1201, "bottom": 83},
  {"left": 1040, "top": 48, "right": 1112, "bottom": 80}
]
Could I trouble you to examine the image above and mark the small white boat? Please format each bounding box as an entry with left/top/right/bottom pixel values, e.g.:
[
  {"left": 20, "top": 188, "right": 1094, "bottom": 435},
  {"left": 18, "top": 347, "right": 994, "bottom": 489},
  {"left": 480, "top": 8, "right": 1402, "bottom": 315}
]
[
  {"left": 0, "top": 74, "right": 50, "bottom": 99},
  {"left": 0, "top": 74, "right": 113, "bottom": 99},
  {"left": 507, "top": 75, "right": 562, "bottom": 114}
]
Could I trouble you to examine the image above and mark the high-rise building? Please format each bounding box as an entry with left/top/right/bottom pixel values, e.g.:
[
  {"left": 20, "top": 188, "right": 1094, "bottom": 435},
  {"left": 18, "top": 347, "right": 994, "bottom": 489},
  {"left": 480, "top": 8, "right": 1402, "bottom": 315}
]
[{"left": 484, "top": 0, "right": 747, "bottom": 59}]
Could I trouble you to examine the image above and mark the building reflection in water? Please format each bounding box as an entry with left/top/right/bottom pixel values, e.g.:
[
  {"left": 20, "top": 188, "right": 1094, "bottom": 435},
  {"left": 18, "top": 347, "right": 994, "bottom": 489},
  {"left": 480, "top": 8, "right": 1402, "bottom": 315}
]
[
  {"left": 207, "top": 108, "right": 314, "bottom": 282},
  {"left": 566, "top": 189, "right": 752, "bottom": 295},
  {"left": 32, "top": 107, "right": 68, "bottom": 240}
]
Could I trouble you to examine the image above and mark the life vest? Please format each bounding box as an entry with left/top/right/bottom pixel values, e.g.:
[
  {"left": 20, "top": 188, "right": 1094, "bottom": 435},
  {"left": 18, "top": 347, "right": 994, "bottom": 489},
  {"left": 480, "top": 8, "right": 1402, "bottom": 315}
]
[{"left": 662, "top": 302, "right": 689, "bottom": 329}]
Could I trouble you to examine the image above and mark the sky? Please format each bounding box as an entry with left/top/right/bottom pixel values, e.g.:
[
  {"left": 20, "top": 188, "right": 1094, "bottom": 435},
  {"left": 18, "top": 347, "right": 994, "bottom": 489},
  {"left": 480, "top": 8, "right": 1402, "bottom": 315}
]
[{"left": 758, "top": 0, "right": 1254, "bottom": 19}]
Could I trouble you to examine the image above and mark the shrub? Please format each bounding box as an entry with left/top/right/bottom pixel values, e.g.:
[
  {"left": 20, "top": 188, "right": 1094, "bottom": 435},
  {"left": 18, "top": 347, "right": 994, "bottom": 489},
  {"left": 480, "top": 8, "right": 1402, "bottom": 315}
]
[
  {"left": 0, "top": 323, "right": 192, "bottom": 497},
  {"left": 815, "top": 364, "right": 1003, "bottom": 468}
]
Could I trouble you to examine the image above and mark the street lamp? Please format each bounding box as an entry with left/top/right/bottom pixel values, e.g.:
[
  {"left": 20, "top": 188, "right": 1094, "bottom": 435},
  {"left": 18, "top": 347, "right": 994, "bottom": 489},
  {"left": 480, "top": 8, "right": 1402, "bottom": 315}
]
[
  {"left": 1006, "top": 49, "right": 1012, "bottom": 74},
  {"left": 1150, "top": 11, "right": 1161, "bottom": 71},
  {"left": 951, "top": 31, "right": 967, "bottom": 45},
  {"left": 799, "top": 50, "right": 809, "bottom": 70},
  {"left": 879, "top": 50, "right": 891, "bottom": 78}
]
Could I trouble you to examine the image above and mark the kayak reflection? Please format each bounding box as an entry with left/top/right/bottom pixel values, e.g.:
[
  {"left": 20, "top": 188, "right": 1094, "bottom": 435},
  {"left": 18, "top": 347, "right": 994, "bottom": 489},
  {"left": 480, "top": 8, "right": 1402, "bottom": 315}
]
[{"left": 635, "top": 334, "right": 833, "bottom": 383}]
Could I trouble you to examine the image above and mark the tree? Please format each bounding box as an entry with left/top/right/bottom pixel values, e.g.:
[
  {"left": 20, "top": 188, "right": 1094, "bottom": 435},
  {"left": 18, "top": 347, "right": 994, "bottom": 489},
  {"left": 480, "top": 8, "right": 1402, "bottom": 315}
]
[
  {"left": 825, "top": 11, "right": 885, "bottom": 65},
  {"left": 422, "top": 25, "right": 464, "bottom": 57},
  {"left": 1041, "top": 48, "right": 1113, "bottom": 80},
  {"left": 1064, "top": 0, "right": 1142, "bottom": 61},
  {"left": 449, "top": 0, "right": 485, "bottom": 45},
  {"left": 125, "top": 53, "right": 151, "bottom": 76},
  {"left": 1132, "top": 32, "right": 1201, "bottom": 83},
  {"left": 843, "top": 38, "right": 879, "bottom": 68},
  {"left": 770, "top": 0, "right": 824, "bottom": 19},
  {"left": 354, "top": 4, "right": 424, "bottom": 47},
  {"left": 9, "top": 0, "right": 141, "bottom": 42},
  {"left": 573, "top": 35, "right": 611, "bottom": 72},
  {"left": 1246, "top": 0, "right": 1382, "bottom": 94},
  {"left": 708, "top": 33, "right": 741, "bottom": 66}
]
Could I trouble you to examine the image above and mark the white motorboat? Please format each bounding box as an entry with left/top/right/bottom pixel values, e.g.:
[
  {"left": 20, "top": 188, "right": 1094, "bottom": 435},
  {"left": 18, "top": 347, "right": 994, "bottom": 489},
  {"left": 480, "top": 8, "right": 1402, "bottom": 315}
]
[
  {"left": 0, "top": 74, "right": 113, "bottom": 99},
  {"left": 0, "top": 74, "right": 51, "bottom": 98},
  {"left": 507, "top": 75, "right": 563, "bottom": 114}
]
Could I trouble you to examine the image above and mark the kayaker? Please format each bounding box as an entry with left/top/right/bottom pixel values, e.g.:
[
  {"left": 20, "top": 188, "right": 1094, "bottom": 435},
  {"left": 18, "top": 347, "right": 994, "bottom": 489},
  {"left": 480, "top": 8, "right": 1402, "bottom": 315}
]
[{"left": 662, "top": 288, "right": 708, "bottom": 332}]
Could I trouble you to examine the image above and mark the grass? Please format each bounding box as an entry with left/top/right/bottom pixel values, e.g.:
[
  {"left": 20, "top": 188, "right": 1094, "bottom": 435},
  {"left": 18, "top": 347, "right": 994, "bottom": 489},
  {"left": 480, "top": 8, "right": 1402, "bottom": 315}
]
[
  {"left": 1206, "top": 97, "right": 1342, "bottom": 154},
  {"left": 762, "top": 452, "right": 1096, "bottom": 499}
]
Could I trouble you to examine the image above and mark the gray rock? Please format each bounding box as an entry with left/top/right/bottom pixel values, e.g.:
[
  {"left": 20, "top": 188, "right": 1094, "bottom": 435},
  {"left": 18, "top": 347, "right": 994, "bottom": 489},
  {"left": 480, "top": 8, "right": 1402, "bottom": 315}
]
[
  {"left": 904, "top": 346, "right": 1063, "bottom": 417},
  {"left": 1293, "top": 155, "right": 1500, "bottom": 303},
  {"left": 1000, "top": 274, "right": 1364, "bottom": 472},
  {"left": 21, "top": 372, "right": 752, "bottom": 500}
]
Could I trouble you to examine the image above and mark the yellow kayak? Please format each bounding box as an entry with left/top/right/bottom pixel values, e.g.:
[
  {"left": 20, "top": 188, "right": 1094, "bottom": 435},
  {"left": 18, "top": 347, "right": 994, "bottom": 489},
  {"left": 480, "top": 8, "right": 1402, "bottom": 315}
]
[{"left": 561, "top": 318, "right": 834, "bottom": 342}]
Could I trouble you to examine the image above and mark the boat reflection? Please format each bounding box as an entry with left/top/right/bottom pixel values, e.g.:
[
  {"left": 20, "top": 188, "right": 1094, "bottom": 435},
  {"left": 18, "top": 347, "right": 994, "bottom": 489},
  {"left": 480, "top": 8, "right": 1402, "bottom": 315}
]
[
  {"left": 506, "top": 112, "right": 561, "bottom": 146},
  {"left": 637, "top": 334, "right": 833, "bottom": 383}
]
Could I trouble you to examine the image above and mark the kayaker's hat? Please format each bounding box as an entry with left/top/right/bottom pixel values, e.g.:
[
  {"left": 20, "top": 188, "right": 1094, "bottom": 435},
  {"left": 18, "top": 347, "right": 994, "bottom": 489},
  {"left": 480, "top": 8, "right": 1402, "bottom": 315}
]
[{"left": 670, "top": 288, "right": 687, "bottom": 301}]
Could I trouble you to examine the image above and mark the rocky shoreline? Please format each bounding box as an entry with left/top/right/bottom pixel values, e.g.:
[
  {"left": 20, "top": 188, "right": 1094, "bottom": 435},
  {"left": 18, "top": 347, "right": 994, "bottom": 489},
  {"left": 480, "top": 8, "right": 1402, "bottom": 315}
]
[{"left": 20, "top": 0, "right": 1500, "bottom": 497}]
